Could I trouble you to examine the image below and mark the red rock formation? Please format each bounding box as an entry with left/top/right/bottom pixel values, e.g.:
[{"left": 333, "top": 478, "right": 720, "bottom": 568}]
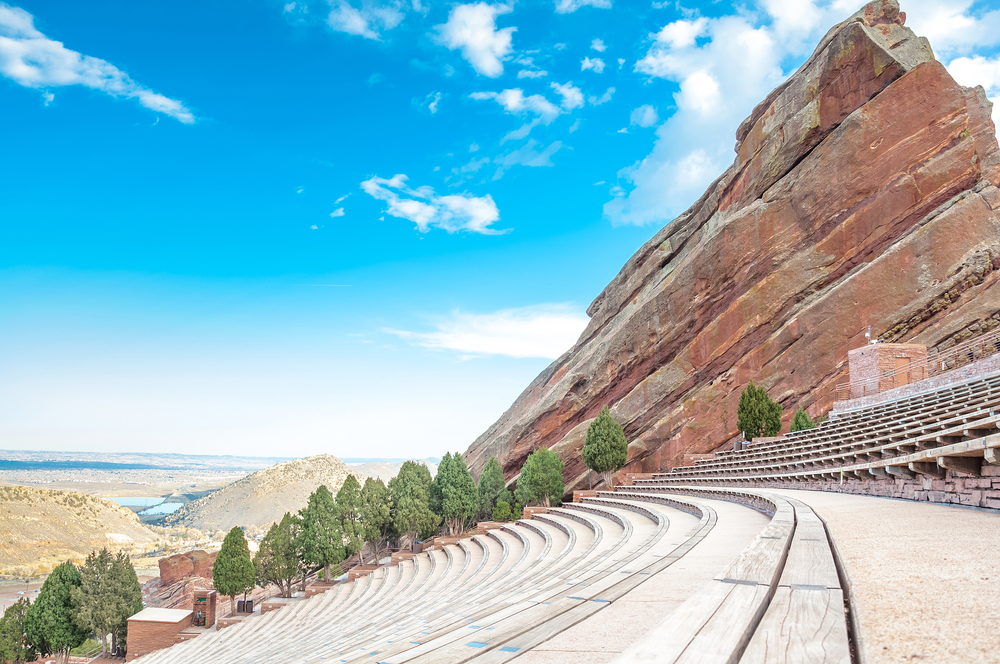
[
  {"left": 464, "top": 0, "right": 1000, "bottom": 493},
  {"left": 157, "top": 550, "right": 216, "bottom": 585}
]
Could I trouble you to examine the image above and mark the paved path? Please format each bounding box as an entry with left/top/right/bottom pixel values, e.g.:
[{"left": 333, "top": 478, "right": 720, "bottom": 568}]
[
  {"left": 518, "top": 498, "right": 771, "bottom": 664},
  {"left": 768, "top": 489, "right": 1000, "bottom": 664}
]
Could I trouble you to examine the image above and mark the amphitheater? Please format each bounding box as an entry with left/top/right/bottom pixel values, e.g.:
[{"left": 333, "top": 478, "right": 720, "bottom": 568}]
[{"left": 130, "top": 336, "right": 1000, "bottom": 663}]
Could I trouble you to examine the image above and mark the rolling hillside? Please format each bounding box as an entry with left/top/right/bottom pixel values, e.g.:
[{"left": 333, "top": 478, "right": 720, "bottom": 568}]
[{"left": 0, "top": 486, "right": 160, "bottom": 576}]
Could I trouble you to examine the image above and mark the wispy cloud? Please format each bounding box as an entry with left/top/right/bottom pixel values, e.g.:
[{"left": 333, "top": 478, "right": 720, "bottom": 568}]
[
  {"left": 329, "top": 208, "right": 345, "bottom": 217},
  {"left": 383, "top": 303, "right": 588, "bottom": 359},
  {"left": 630, "top": 104, "right": 659, "bottom": 128},
  {"left": 581, "top": 56, "right": 605, "bottom": 73},
  {"left": 591, "top": 38, "right": 606, "bottom": 52},
  {"left": 327, "top": 0, "right": 405, "bottom": 40},
  {"left": 554, "top": 0, "right": 611, "bottom": 14},
  {"left": 0, "top": 3, "right": 194, "bottom": 123},
  {"left": 361, "top": 173, "right": 506, "bottom": 234},
  {"left": 588, "top": 87, "right": 614, "bottom": 105},
  {"left": 434, "top": 3, "right": 515, "bottom": 77}
]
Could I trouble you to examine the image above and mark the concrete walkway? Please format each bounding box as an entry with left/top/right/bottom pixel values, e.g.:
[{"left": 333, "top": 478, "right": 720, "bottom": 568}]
[
  {"left": 517, "top": 498, "right": 771, "bottom": 664},
  {"left": 768, "top": 489, "right": 1000, "bottom": 664}
]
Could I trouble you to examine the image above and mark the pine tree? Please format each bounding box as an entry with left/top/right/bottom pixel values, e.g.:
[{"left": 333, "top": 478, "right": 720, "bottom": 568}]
[
  {"left": 359, "top": 478, "right": 392, "bottom": 564},
  {"left": 296, "top": 485, "right": 345, "bottom": 581},
  {"left": 476, "top": 457, "right": 506, "bottom": 521},
  {"left": 428, "top": 453, "right": 449, "bottom": 517},
  {"left": 514, "top": 448, "right": 564, "bottom": 508},
  {"left": 438, "top": 452, "right": 479, "bottom": 536},
  {"left": 254, "top": 514, "right": 301, "bottom": 598},
  {"left": 0, "top": 598, "right": 36, "bottom": 664},
  {"left": 336, "top": 475, "right": 364, "bottom": 559},
  {"left": 582, "top": 406, "right": 628, "bottom": 488},
  {"left": 108, "top": 552, "right": 143, "bottom": 655},
  {"left": 25, "top": 562, "right": 87, "bottom": 664},
  {"left": 736, "top": 381, "right": 783, "bottom": 441},
  {"left": 388, "top": 461, "right": 440, "bottom": 547},
  {"left": 213, "top": 527, "right": 257, "bottom": 614},
  {"left": 790, "top": 406, "right": 816, "bottom": 432},
  {"left": 71, "top": 548, "right": 117, "bottom": 656}
]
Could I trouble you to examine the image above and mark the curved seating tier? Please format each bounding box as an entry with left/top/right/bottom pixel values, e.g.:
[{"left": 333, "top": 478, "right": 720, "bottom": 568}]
[
  {"left": 646, "top": 373, "right": 1000, "bottom": 485},
  {"left": 136, "top": 496, "right": 715, "bottom": 664},
  {"left": 609, "top": 486, "right": 850, "bottom": 664}
]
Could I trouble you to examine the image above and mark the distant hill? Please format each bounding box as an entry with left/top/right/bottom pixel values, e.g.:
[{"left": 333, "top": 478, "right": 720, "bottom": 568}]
[
  {"left": 0, "top": 486, "right": 160, "bottom": 576},
  {"left": 164, "top": 454, "right": 365, "bottom": 531}
]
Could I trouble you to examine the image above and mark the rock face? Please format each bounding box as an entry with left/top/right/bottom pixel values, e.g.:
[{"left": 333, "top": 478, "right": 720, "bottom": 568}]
[
  {"left": 158, "top": 550, "right": 217, "bottom": 586},
  {"left": 464, "top": 0, "right": 1000, "bottom": 492}
]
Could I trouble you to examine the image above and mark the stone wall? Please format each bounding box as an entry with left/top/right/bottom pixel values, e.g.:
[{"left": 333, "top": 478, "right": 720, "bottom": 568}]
[
  {"left": 126, "top": 613, "right": 192, "bottom": 661},
  {"left": 847, "top": 343, "right": 928, "bottom": 398},
  {"left": 832, "top": 360, "right": 1000, "bottom": 415},
  {"left": 715, "top": 464, "right": 1000, "bottom": 510}
]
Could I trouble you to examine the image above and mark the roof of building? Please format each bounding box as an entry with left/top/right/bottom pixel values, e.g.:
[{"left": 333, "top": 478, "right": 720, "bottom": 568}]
[{"left": 128, "top": 608, "right": 193, "bottom": 623}]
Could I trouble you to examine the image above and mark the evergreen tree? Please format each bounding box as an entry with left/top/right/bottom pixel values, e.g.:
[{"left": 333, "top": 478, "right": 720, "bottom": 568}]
[
  {"left": 790, "top": 407, "right": 816, "bottom": 432},
  {"left": 437, "top": 452, "right": 479, "bottom": 536},
  {"left": 336, "top": 475, "right": 364, "bottom": 559},
  {"left": 213, "top": 528, "right": 257, "bottom": 614},
  {"left": 736, "top": 381, "right": 783, "bottom": 441},
  {"left": 476, "top": 457, "right": 506, "bottom": 521},
  {"left": 428, "top": 453, "right": 449, "bottom": 517},
  {"left": 388, "top": 461, "right": 441, "bottom": 547},
  {"left": 108, "top": 552, "right": 143, "bottom": 656},
  {"left": 296, "top": 485, "right": 345, "bottom": 581},
  {"left": 359, "top": 478, "right": 392, "bottom": 564},
  {"left": 0, "top": 598, "right": 36, "bottom": 664},
  {"left": 25, "top": 562, "right": 87, "bottom": 664},
  {"left": 514, "top": 448, "right": 564, "bottom": 507},
  {"left": 72, "top": 548, "right": 118, "bottom": 656},
  {"left": 582, "top": 406, "right": 628, "bottom": 488},
  {"left": 254, "top": 513, "right": 301, "bottom": 598}
]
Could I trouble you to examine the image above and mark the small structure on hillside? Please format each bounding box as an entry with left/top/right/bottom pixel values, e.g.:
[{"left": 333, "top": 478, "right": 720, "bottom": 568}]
[
  {"left": 126, "top": 608, "right": 193, "bottom": 662},
  {"left": 847, "top": 342, "right": 928, "bottom": 398},
  {"left": 192, "top": 589, "right": 217, "bottom": 628}
]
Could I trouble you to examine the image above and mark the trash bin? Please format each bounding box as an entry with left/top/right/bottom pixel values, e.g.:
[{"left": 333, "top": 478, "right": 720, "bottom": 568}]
[
  {"left": 237, "top": 600, "right": 245, "bottom": 613},
  {"left": 245, "top": 599, "right": 253, "bottom": 613},
  {"left": 412, "top": 540, "right": 424, "bottom": 554}
]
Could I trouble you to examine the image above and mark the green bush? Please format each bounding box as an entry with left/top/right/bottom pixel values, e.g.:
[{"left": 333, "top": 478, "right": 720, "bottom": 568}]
[
  {"left": 492, "top": 501, "right": 512, "bottom": 522},
  {"left": 512, "top": 503, "right": 523, "bottom": 520},
  {"left": 789, "top": 407, "right": 816, "bottom": 432},
  {"left": 736, "top": 381, "right": 782, "bottom": 441}
]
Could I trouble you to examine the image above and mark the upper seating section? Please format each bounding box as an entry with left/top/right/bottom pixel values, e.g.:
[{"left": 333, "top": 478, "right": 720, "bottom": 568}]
[{"left": 649, "top": 372, "right": 1000, "bottom": 484}]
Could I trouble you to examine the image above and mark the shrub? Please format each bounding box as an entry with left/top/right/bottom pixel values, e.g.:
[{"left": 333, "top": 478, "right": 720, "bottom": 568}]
[
  {"left": 512, "top": 503, "right": 523, "bottom": 520},
  {"left": 492, "top": 501, "right": 512, "bottom": 522},
  {"left": 789, "top": 407, "right": 816, "bottom": 432},
  {"left": 514, "top": 448, "right": 564, "bottom": 508},
  {"left": 736, "top": 381, "right": 782, "bottom": 441}
]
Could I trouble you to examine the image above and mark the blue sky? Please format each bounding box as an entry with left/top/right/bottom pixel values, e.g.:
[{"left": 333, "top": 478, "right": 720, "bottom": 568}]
[{"left": 2, "top": 0, "right": 1000, "bottom": 459}]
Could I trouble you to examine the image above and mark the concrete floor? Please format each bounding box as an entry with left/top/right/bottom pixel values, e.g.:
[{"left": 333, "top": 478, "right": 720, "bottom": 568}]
[
  {"left": 767, "top": 489, "right": 1000, "bottom": 664},
  {"left": 517, "top": 498, "right": 771, "bottom": 664}
]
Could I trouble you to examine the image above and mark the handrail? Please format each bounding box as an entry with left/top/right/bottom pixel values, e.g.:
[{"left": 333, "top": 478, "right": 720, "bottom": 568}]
[{"left": 835, "top": 327, "right": 1000, "bottom": 401}]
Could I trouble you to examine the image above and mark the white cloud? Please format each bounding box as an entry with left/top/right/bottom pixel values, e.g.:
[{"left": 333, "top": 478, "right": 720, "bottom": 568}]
[
  {"left": 361, "top": 173, "right": 506, "bottom": 234},
  {"left": 581, "top": 56, "right": 605, "bottom": 73},
  {"left": 471, "top": 88, "right": 562, "bottom": 140},
  {"left": 594, "top": 180, "right": 605, "bottom": 185},
  {"left": 568, "top": 119, "right": 580, "bottom": 133},
  {"left": 310, "top": 224, "right": 319, "bottom": 229},
  {"left": 492, "top": 139, "right": 562, "bottom": 179},
  {"left": 591, "top": 38, "right": 606, "bottom": 52},
  {"left": 554, "top": 0, "right": 611, "bottom": 14},
  {"left": 335, "top": 193, "right": 351, "bottom": 203},
  {"left": 433, "top": 3, "right": 515, "bottom": 77},
  {"left": 0, "top": 3, "right": 194, "bottom": 123},
  {"left": 630, "top": 104, "right": 659, "bottom": 127},
  {"left": 470, "top": 143, "right": 480, "bottom": 152},
  {"left": 903, "top": 0, "right": 1000, "bottom": 57},
  {"left": 617, "top": 57, "right": 625, "bottom": 68},
  {"left": 384, "top": 304, "right": 588, "bottom": 359},
  {"left": 588, "top": 87, "right": 614, "bottom": 105},
  {"left": 327, "top": 0, "right": 405, "bottom": 40},
  {"left": 517, "top": 68, "right": 548, "bottom": 78},
  {"left": 617, "top": 127, "right": 628, "bottom": 134},
  {"left": 329, "top": 208, "right": 346, "bottom": 217},
  {"left": 423, "top": 90, "right": 442, "bottom": 113},
  {"left": 947, "top": 53, "right": 1000, "bottom": 128},
  {"left": 297, "top": 186, "right": 305, "bottom": 194},
  {"left": 550, "top": 81, "right": 583, "bottom": 110}
]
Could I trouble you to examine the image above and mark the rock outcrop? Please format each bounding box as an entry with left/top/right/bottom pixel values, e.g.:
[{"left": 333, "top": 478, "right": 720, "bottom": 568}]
[
  {"left": 464, "top": 0, "right": 1000, "bottom": 492},
  {"left": 158, "top": 549, "right": 217, "bottom": 586}
]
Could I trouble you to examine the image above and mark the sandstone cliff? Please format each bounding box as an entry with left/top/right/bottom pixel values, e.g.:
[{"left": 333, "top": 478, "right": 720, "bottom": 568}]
[
  {"left": 164, "top": 454, "right": 364, "bottom": 531},
  {"left": 464, "top": 0, "right": 1000, "bottom": 493}
]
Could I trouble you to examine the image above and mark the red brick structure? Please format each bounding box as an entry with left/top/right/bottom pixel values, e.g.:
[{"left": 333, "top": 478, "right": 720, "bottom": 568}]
[
  {"left": 848, "top": 343, "right": 929, "bottom": 398},
  {"left": 126, "top": 608, "right": 192, "bottom": 661},
  {"left": 192, "top": 590, "right": 217, "bottom": 628}
]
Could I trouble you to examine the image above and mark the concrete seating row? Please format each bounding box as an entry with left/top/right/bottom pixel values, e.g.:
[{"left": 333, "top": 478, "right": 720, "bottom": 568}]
[
  {"left": 648, "top": 372, "right": 1000, "bottom": 484},
  {"left": 610, "top": 486, "right": 849, "bottom": 664},
  {"left": 136, "top": 495, "right": 716, "bottom": 664}
]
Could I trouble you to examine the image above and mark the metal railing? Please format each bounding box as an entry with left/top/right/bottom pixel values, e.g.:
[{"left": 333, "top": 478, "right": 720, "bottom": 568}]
[{"left": 834, "top": 327, "right": 1000, "bottom": 401}]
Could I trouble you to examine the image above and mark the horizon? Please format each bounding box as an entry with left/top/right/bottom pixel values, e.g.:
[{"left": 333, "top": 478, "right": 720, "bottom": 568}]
[{"left": 3, "top": 0, "right": 1000, "bottom": 460}]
